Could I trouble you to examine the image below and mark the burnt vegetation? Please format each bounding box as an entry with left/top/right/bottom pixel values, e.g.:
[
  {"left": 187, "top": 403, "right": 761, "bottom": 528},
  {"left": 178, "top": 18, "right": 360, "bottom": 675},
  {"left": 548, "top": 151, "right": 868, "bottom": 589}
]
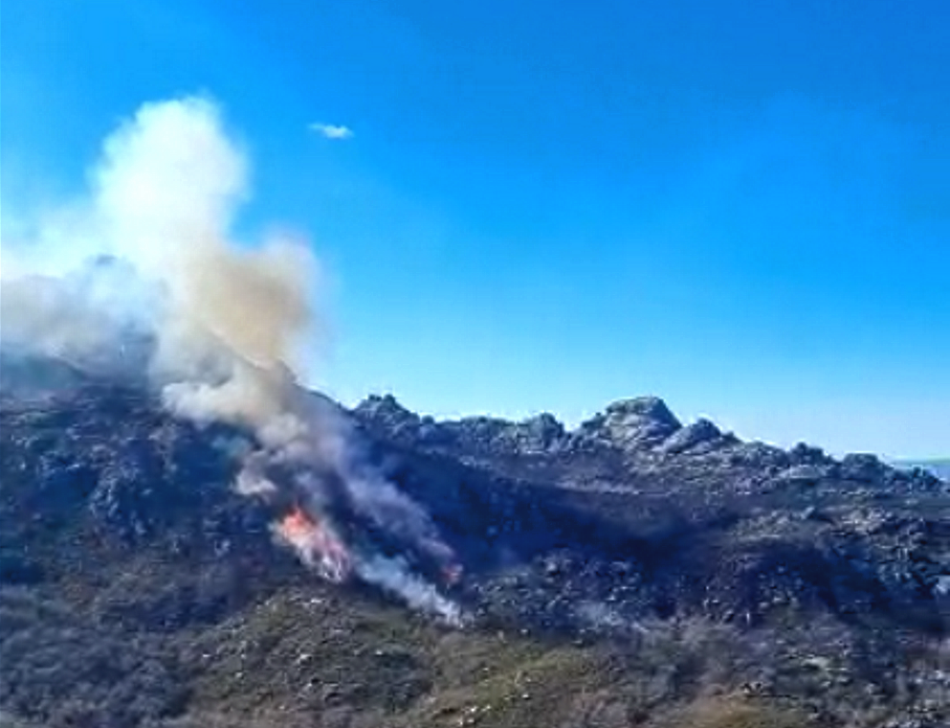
[{"left": 0, "top": 360, "right": 948, "bottom": 727}]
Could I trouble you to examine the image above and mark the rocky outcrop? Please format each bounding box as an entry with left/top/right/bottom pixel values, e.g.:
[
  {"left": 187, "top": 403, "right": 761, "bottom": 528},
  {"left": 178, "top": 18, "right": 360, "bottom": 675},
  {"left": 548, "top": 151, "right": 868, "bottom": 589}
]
[
  {"left": 355, "top": 393, "right": 946, "bottom": 498},
  {"left": 658, "top": 418, "right": 730, "bottom": 455},
  {"left": 2, "top": 363, "right": 949, "bottom": 727},
  {"left": 352, "top": 392, "right": 949, "bottom": 636},
  {"left": 577, "top": 396, "right": 682, "bottom": 450}
]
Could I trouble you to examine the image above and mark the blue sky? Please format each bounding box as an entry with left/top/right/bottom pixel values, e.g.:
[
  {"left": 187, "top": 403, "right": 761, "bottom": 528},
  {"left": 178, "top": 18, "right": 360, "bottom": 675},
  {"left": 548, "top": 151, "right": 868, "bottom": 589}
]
[{"left": 2, "top": 0, "right": 948, "bottom": 457}]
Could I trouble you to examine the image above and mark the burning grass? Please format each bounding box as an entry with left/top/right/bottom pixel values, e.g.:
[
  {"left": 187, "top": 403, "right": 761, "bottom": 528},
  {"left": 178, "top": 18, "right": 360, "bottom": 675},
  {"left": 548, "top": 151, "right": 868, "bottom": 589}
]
[{"left": 274, "top": 505, "right": 352, "bottom": 583}]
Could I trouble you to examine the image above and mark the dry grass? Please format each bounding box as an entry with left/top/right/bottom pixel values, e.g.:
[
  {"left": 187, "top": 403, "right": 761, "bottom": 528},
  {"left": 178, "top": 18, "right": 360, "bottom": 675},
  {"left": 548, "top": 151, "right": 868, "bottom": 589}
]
[{"left": 657, "top": 695, "right": 808, "bottom": 728}]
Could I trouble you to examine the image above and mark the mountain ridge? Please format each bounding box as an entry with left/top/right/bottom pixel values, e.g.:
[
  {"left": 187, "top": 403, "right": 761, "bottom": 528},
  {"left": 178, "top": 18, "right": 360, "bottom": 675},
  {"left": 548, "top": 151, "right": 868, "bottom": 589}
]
[
  {"left": 1, "top": 357, "right": 948, "bottom": 727},
  {"left": 352, "top": 392, "right": 945, "bottom": 495},
  {"left": 892, "top": 459, "right": 950, "bottom": 483}
]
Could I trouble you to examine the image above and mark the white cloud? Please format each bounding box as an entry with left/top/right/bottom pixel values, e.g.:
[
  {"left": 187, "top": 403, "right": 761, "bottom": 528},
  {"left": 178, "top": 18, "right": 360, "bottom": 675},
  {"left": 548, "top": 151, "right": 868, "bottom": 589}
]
[{"left": 309, "top": 123, "right": 354, "bottom": 140}]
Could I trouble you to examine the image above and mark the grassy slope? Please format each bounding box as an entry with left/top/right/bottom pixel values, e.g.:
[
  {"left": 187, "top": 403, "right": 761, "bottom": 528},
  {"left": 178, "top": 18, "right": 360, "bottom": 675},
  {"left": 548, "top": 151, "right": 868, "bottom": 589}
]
[
  {"left": 2, "top": 527, "right": 810, "bottom": 728},
  {"left": 178, "top": 582, "right": 808, "bottom": 728}
]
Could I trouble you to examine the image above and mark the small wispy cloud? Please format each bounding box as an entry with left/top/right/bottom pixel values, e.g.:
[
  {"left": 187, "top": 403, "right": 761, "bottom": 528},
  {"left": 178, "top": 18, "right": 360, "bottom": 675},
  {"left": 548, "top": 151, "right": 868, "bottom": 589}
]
[{"left": 309, "top": 123, "right": 354, "bottom": 140}]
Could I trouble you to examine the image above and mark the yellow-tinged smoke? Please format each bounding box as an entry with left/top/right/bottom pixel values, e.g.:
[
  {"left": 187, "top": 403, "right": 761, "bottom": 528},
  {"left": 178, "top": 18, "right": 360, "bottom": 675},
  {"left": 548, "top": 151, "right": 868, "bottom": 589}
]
[
  {"left": 0, "top": 96, "right": 463, "bottom": 624},
  {"left": 93, "top": 96, "right": 318, "bottom": 427}
]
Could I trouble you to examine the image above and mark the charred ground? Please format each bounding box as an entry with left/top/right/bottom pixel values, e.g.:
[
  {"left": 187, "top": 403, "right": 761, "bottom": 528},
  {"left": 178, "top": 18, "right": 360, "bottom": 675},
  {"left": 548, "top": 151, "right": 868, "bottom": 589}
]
[{"left": 0, "top": 361, "right": 948, "bottom": 728}]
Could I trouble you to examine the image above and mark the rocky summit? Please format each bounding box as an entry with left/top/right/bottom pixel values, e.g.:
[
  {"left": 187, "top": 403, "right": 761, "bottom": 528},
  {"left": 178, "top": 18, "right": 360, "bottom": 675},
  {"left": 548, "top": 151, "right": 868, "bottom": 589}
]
[{"left": 1, "top": 358, "right": 948, "bottom": 728}]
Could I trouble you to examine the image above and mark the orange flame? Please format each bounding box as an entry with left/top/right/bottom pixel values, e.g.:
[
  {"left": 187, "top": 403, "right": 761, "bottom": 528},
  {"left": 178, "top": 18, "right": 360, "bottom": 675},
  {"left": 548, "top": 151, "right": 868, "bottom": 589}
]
[
  {"left": 277, "top": 506, "right": 352, "bottom": 582},
  {"left": 282, "top": 506, "right": 316, "bottom": 537}
]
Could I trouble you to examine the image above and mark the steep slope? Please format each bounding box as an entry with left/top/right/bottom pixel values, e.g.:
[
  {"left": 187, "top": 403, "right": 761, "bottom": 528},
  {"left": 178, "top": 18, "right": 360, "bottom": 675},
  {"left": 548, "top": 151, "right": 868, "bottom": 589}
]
[
  {"left": 355, "top": 393, "right": 948, "bottom": 633},
  {"left": 0, "top": 372, "right": 948, "bottom": 727}
]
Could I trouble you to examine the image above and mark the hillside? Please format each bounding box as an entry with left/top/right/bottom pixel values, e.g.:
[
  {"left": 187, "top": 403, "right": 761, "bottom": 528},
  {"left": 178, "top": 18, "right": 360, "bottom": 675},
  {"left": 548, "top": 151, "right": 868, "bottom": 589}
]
[{"left": 0, "top": 362, "right": 947, "bottom": 727}]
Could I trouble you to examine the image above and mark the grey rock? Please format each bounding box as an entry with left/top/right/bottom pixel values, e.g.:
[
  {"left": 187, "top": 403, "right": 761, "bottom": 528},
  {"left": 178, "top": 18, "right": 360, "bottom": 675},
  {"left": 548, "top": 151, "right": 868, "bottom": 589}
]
[
  {"left": 659, "top": 418, "right": 722, "bottom": 455},
  {"left": 578, "top": 396, "right": 682, "bottom": 450},
  {"left": 841, "top": 453, "right": 887, "bottom": 482},
  {"left": 774, "top": 464, "right": 835, "bottom": 485}
]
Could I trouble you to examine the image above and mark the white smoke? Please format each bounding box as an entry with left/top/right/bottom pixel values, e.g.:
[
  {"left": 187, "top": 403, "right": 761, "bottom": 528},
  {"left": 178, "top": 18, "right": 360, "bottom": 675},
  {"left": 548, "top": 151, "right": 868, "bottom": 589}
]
[
  {"left": 355, "top": 554, "right": 464, "bottom": 626},
  {"left": 90, "top": 97, "right": 316, "bottom": 428},
  {"left": 0, "top": 272, "right": 121, "bottom": 361},
  {"left": 0, "top": 95, "right": 462, "bottom": 620}
]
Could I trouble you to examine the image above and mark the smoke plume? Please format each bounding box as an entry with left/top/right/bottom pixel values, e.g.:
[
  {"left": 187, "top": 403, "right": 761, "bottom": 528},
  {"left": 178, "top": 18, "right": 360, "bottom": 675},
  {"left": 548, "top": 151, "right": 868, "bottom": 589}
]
[{"left": 0, "top": 96, "right": 462, "bottom": 622}]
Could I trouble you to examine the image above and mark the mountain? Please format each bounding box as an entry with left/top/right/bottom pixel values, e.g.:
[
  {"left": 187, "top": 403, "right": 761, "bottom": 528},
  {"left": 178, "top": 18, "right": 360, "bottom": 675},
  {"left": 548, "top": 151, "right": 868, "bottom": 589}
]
[
  {"left": 893, "top": 460, "right": 950, "bottom": 483},
  {"left": 1, "top": 360, "right": 948, "bottom": 728}
]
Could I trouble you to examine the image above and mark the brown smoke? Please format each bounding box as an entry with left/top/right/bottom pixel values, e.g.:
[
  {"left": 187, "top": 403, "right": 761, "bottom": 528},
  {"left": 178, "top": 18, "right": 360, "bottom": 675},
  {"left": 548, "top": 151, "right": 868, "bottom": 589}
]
[{"left": 0, "top": 96, "right": 463, "bottom": 623}]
